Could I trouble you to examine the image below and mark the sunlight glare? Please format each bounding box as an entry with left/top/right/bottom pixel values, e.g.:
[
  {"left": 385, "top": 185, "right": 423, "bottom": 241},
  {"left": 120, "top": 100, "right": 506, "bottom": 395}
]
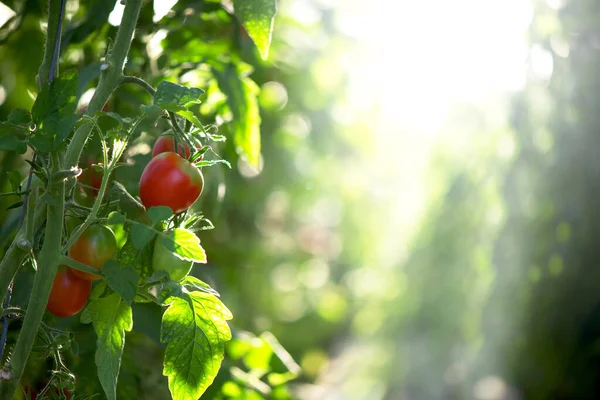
[{"left": 0, "top": 3, "right": 15, "bottom": 28}]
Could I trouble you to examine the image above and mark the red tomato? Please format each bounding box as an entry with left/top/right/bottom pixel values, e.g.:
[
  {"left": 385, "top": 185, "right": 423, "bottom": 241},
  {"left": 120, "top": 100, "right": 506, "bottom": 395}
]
[
  {"left": 152, "top": 134, "right": 203, "bottom": 160},
  {"left": 139, "top": 152, "right": 204, "bottom": 214},
  {"left": 68, "top": 225, "right": 117, "bottom": 280},
  {"left": 46, "top": 267, "right": 91, "bottom": 317},
  {"left": 152, "top": 134, "right": 191, "bottom": 159}
]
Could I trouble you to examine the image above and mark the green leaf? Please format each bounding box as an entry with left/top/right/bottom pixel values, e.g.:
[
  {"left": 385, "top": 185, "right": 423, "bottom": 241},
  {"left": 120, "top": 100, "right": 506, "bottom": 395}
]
[
  {"left": 81, "top": 293, "right": 133, "bottom": 400},
  {"left": 76, "top": 62, "right": 103, "bottom": 99},
  {"left": 213, "top": 63, "right": 261, "bottom": 168},
  {"left": 174, "top": 109, "right": 204, "bottom": 129},
  {"left": 0, "top": 131, "right": 27, "bottom": 154},
  {"left": 181, "top": 276, "right": 220, "bottom": 297},
  {"left": 131, "top": 223, "right": 156, "bottom": 249},
  {"left": 194, "top": 159, "right": 232, "bottom": 169},
  {"left": 158, "top": 228, "right": 206, "bottom": 263},
  {"left": 113, "top": 181, "right": 150, "bottom": 224},
  {"left": 117, "top": 237, "right": 154, "bottom": 280},
  {"left": 103, "top": 260, "right": 140, "bottom": 304},
  {"left": 30, "top": 69, "right": 79, "bottom": 151},
  {"left": 6, "top": 171, "right": 21, "bottom": 192},
  {"left": 233, "top": 0, "right": 277, "bottom": 59},
  {"left": 147, "top": 206, "right": 173, "bottom": 225},
  {"left": 8, "top": 108, "right": 31, "bottom": 124},
  {"left": 154, "top": 81, "right": 204, "bottom": 112},
  {"left": 6, "top": 201, "right": 23, "bottom": 210},
  {"left": 161, "top": 288, "right": 233, "bottom": 399}
]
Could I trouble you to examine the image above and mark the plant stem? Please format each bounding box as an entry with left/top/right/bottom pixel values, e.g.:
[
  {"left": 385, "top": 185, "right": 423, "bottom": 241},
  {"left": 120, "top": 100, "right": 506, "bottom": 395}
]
[
  {"left": 2, "top": 154, "right": 65, "bottom": 398},
  {"left": 58, "top": 255, "right": 101, "bottom": 277},
  {"left": 36, "top": 0, "right": 64, "bottom": 86},
  {"left": 0, "top": 203, "right": 46, "bottom": 308},
  {"left": 63, "top": 0, "right": 143, "bottom": 171},
  {"left": 121, "top": 75, "right": 156, "bottom": 96},
  {"left": 62, "top": 156, "right": 112, "bottom": 252}
]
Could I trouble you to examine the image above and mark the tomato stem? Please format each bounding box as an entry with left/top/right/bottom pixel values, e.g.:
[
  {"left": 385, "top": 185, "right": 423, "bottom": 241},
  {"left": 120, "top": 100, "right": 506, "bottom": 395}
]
[
  {"left": 1, "top": 153, "right": 65, "bottom": 398},
  {"left": 58, "top": 255, "right": 102, "bottom": 278}
]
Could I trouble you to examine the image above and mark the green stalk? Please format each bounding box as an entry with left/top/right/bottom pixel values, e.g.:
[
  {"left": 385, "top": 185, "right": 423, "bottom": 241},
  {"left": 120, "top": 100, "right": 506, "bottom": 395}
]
[
  {"left": 59, "top": 255, "right": 101, "bottom": 277},
  {"left": 36, "top": 0, "right": 63, "bottom": 86},
  {"left": 63, "top": 0, "right": 143, "bottom": 171},
  {"left": 0, "top": 203, "right": 46, "bottom": 310},
  {"left": 1, "top": 154, "right": 65, "bottom": 398}
]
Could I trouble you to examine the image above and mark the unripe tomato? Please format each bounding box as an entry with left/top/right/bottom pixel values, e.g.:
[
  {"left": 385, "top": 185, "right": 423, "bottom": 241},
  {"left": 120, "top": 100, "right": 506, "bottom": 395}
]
[
  {"left": 152, "top": 231, "right": 193, "bottom": 281},
  {"left": 152, "top": 134, "right": 191, "bottom": 159},
  {"left": 139, "top": 152, "right": 204, "bottom": 214},
  {"left": 46, "top": 267, "right": 91, "bottom": 317},
  {"left": 68, "top": 225, "right": 117, "bottom": 280}
]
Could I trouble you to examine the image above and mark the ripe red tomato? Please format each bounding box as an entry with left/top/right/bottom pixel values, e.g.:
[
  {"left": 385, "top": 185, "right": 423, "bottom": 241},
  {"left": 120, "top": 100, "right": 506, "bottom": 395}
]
[
  {"left": 152, "top": 134, "right": 203, "bottom": 160},
  {"left": 152, "top": 231, "right": 193, "bottom": 281},
  {"left": 152, "top": 134, "right": 191, "bottom": 159},
  {"left": 68, "top": 225, "right": 117, "bottom": 280},
  {"left": 46, "top": 267, "right": 91, "bottom": 317},
  {"left": 139, "top": 152, "right": 204, "bottom": 214}
]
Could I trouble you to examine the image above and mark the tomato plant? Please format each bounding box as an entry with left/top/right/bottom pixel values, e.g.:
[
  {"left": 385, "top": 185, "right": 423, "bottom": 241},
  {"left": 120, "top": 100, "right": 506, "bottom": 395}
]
[
  {"left": 68, "top": 225, "right": 117, "bottom": 280},
  {"left": 139, "top": 152, "right": 204, "bottom": 214},
  {"left": 152, "top": 231, "right": 194, "bottom": 282},
  {"left": 0, "top": 0, "right": 295, "bottom": 399},
  {"left": 46, "top": 267, "right": 91, "bottom": 318}
]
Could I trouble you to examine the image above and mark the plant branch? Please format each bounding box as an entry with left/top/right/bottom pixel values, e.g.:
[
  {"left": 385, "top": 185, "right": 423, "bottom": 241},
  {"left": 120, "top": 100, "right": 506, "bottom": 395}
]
[
  {"left": 63, "top": 0, "right": 143, "bottom": 171},
  {"left": 121, "top": 75, "right": 156, "bottom": 96},
  {"left": 36, "top": 0, "right": 65, "bottom": 86},
  {"left": 59, "top": 255, "right": 101, "bottom": 277}
]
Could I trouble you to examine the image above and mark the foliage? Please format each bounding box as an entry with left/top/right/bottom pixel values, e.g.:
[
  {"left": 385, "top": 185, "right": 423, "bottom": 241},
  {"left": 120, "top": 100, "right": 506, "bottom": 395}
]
[{"left": 0, "top": 0, "right": 308, "bottom": 399}]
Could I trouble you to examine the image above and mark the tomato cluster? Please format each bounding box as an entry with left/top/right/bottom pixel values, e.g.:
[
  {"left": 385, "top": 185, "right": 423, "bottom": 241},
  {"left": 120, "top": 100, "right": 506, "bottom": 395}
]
[
  {"left": 140, "top": 135, "right": 204, "bottom": 214},
  {"left": 48, "top": 133, "right": 204, "bottom": 318},
  {"left": 46, "top": 226, "right": 117, "bottom": 317}
]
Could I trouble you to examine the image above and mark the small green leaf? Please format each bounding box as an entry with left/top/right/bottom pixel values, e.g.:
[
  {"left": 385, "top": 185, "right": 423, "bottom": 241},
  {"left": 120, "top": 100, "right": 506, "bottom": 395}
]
[
  {"left": 6, "top": 171, "right": 21, "bottom": 192},
  {"left": 31, "top": 69, "right": 79, "bottom": 150},
  {"left": 175, "top": 109, "right": 204, "bottom": 129},
  {"left": 161, "top": 288, "right": 233, "bottom": 399},
  {"left": 194, "top": 159, "right": 232, "bottom": 169},
  {"left": 113, "top": 182, "right": 150, "bottom": 224},
  {"left": 147, "top": 206, "right": 173, "bottom": 225},
  {"left": 8, "top": 108, "right": 31, "bottom": 124},
  {"left": 154, "top": 81, "right": 204, "bottom": 111},
  {"left": 233, "top": 0, "right": 277, "bottom": 59},
  {"left": 103, "top": 260, "right": 140, "bottom": 304},
  {"left": 6, "top": 201, "right": 23, "bottom": 210},
  {"left": 181, "top": 276, "right": 220, "bottom": 297},
  {"left": 0, "top": 134, "right": 27, "bottom": 154},
  {"left": 131, "top": 224, "right": 156, "bottom": 249},
  {"left": 213, "top": 63, "right": 261, "bottom": 168},
  {"left": 159, "top": 228, "right": 206, "bottom": 263},
  {"left": 81, "top": 293, "right": 133, "bottom": 400}
]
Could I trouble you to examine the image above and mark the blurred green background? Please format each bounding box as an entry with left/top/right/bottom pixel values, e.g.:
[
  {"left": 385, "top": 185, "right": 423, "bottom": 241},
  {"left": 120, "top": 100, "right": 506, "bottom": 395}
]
[{"left": 2, "top": 0, "right": 600, "bottom": 398}]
